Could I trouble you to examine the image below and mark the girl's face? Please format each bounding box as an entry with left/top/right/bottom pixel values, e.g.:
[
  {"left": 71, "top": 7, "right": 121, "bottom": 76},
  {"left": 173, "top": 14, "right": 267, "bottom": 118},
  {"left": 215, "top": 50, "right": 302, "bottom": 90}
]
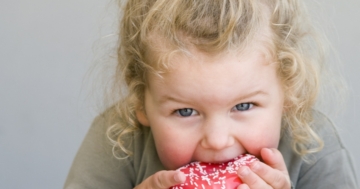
[{"left": 136, "top": 48, "right": 284, "bottom": 170}]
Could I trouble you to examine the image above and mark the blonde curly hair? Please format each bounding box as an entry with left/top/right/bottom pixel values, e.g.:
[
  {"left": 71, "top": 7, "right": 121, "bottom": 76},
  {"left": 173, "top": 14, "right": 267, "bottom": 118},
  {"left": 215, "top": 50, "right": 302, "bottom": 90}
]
[{"left": 106, "top": 0, "right": 326, "bottom": 158}]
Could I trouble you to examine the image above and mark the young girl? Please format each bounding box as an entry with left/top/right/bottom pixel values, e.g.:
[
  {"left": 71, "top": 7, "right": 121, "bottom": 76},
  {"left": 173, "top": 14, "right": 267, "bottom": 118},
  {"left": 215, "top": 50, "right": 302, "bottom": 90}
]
[{"left": 65, "top": 0, "right": 358, "bottom": 188}]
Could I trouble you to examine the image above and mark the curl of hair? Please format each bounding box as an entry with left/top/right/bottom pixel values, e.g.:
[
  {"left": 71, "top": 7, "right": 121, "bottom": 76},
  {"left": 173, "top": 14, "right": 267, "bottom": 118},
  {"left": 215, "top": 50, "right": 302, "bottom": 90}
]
[{"left": 106, "top": 0, "right": 326, "bottom": 159}]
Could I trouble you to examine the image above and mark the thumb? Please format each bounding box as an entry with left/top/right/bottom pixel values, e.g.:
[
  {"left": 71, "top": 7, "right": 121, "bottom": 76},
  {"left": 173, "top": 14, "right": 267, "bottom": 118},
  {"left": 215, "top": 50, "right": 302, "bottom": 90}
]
[
  {"left": 135, "top": 170, "right": 186, "bottom": 189},
  {"left": 261, "top": 148, "right": 288, "bottom": 174}
]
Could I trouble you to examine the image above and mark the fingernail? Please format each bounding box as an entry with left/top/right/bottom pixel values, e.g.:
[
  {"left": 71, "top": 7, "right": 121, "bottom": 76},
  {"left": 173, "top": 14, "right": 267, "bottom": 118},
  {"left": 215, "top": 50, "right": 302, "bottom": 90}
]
[
  {"left": 250, "top": 161, "right": 260, "bottom": 171},
  {"left": 238, "top": 166, "right": 250, "bottom": 178},
  {"left": 174, "top": 172, "right": 186, "bottom": 183},
  {"left": 264, "top": 148, "right": 274, "bottom": 155}
]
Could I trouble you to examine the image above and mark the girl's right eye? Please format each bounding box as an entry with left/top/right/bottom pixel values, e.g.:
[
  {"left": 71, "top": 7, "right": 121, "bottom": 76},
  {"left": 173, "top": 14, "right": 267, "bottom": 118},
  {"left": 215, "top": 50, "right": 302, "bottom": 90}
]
[
  {"left": 175, "top": 108, "right": 197, "bottom": 117},
  {"left": 234, "top": 103, "right": 253, "bottom": 111}
]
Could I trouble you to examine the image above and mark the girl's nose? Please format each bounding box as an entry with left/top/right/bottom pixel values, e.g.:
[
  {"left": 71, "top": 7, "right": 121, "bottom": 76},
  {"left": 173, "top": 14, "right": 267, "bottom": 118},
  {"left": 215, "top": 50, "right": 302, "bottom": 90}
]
[{"left": 200, "top": 116, "right": 235, "bottom": 150}]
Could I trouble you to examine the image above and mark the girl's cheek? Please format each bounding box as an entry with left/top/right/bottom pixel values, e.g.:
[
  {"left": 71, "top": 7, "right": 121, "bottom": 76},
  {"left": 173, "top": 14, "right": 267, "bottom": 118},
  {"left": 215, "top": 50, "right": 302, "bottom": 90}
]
[
  {"left": 158, "top": 148, "right": 195, "bottom": 169},
  {"left": 155, "top": 134, "right": 197, "bottom": 169},
  {"left": 242, "top": 131, "right": 280, "bottom": 157}
]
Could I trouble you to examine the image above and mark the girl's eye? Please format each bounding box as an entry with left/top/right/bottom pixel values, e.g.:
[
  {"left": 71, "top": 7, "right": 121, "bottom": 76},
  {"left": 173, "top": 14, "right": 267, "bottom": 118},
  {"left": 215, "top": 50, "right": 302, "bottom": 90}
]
[
  {"left": 176, "top": 108, "right": 197, "bottom": 117},
  {"left": 234, "top": 103, "right": 253, "bottom": 111}
]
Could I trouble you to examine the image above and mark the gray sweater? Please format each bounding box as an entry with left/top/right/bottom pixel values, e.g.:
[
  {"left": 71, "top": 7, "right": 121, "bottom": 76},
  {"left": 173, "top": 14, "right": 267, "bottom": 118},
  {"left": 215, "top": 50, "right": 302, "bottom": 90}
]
[{"left": 64, "top": 111, "right": 358, "bottom": 188}]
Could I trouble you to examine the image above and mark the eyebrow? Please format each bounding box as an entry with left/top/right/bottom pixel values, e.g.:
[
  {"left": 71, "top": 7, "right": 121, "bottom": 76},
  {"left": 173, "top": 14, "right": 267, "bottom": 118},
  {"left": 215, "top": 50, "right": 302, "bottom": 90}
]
[
  {"left": 237, "top": 90, "right": 269, "bottom": 101},
  {"left": 158, "top": 90, "right": 269, "bottom": 105},
  {"left": 158, "top": 95, "right": 186, "bottom": 105}
]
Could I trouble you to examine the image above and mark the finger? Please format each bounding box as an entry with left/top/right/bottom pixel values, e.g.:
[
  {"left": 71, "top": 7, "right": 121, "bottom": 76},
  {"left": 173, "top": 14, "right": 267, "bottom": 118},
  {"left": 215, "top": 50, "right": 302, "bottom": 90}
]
[
  {"left": 135, "top": 170, "right": 185, "bottom": 189},
  {"left": 238, "top": 166, "right": 270, "bottom": 189},
  {"left": 261, "top": 148, "right": 289, "bottom": 175},
  {"left": 237, "top": 183, "right": 250, "bottom": 189},
  {"left": 150, "top": 171, "right": 186, "bottom": 189},
  {"left": 249, "top": 160, "right": 291, "bottom": 189}
]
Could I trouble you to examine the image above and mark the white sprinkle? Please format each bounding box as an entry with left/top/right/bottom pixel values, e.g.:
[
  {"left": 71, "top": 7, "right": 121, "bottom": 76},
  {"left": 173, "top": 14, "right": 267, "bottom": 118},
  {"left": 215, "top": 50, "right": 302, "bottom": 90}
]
[{"left": 201, "top": 175, "right": 211, "bottom": 185}]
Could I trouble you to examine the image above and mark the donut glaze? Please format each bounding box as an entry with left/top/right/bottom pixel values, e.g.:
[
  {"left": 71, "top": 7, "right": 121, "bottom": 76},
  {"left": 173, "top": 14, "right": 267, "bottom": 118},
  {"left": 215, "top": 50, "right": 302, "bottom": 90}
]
[{"left": 170, "top": 154, "right": 258, "bottom": 189}]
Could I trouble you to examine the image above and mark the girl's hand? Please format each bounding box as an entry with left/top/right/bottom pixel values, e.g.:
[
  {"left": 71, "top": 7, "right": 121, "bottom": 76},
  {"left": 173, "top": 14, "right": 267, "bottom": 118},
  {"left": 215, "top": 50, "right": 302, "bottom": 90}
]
[
  {"left": 134, "top": 170, "right": 186, "bottom": 189},
  {"left": 237, "top": 148, "right": 291, "bottom": 189}
]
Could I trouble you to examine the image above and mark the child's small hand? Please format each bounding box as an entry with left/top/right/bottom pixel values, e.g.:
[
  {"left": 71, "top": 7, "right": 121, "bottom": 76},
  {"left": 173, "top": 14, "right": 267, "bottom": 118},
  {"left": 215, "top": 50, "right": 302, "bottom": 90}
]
[
  {"left": 237, "top": 148, "right": 291, "bottom": 189},
  {"left": 134, "top": 170, "right": 185, "bottom": 189}
]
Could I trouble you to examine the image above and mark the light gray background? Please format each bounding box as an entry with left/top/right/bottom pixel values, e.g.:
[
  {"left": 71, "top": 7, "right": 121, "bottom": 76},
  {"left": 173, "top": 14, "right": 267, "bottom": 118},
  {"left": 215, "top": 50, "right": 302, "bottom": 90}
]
[{"left": 1, "top": 0, "right": 359, "bottom": 188}]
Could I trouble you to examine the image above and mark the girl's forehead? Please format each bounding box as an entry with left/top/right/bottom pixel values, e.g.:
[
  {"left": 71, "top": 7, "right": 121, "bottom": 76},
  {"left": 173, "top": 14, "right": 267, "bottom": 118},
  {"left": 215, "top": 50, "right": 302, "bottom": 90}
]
[
  {"left": 146, "top": 46, "right": 276, "bottom": 90},
  {"left": 145, "top": 46, "right": 282, "bottom": 107},
  {"left": 145, "top": 35, "right": 275, "bottom": 74}
]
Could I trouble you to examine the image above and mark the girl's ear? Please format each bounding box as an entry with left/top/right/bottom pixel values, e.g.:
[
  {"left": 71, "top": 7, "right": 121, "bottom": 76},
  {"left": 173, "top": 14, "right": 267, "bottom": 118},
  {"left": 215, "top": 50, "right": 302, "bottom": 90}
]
[{"left": 136, "top": 110, "right": 150, "bottom": 126}]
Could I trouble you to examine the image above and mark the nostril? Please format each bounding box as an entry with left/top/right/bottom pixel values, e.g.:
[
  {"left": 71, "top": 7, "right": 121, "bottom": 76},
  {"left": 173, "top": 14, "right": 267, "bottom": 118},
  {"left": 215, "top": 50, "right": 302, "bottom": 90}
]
[
  {"left": 201, "top": 117, "right": 234, "bottom": 150},
  {"left": 201, "top": 132, "right": 234, "bottom": 150}
]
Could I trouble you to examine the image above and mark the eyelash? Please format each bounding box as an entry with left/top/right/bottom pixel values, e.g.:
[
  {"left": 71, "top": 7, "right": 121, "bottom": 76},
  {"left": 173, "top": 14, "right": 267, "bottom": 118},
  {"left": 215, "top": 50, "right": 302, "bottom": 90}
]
[
  {"left": 232, "top": 102, "right": 255, "bottom": 112},
  {"left": 174, "top": 108, "right": 198, "bottom": 117},
  {"left": 173, "top": 102, "right": 256, "bottom": 117}
]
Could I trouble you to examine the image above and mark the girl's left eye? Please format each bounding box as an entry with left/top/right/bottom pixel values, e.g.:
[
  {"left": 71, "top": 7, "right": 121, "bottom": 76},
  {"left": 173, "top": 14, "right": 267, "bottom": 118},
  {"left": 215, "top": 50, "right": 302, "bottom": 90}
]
[
  {"left": 234, "top": 103, "right": 254, "bottom": 111},
  {"left": 175, "top": 108, "right": 198, "bottom": 117}
]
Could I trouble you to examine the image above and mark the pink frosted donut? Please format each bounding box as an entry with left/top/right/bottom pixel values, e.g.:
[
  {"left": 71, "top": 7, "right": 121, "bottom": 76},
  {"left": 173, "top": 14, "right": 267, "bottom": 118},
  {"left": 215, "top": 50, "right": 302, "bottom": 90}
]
[{"left": 170, "top": 154, "right": 258, "bottom": 189}]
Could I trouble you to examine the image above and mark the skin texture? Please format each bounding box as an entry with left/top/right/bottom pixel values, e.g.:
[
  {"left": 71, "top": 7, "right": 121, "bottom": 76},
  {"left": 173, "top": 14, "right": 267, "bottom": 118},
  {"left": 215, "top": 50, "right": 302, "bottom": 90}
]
[{"left": 135, "top": 48, "right": 291, "bottom": 189}]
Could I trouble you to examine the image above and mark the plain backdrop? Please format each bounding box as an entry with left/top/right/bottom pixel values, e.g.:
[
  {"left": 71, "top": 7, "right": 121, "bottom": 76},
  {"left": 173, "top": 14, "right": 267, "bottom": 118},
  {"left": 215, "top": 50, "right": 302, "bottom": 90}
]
[{"left": 1, "top": 0, "right": 359, "bottom": 188}]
